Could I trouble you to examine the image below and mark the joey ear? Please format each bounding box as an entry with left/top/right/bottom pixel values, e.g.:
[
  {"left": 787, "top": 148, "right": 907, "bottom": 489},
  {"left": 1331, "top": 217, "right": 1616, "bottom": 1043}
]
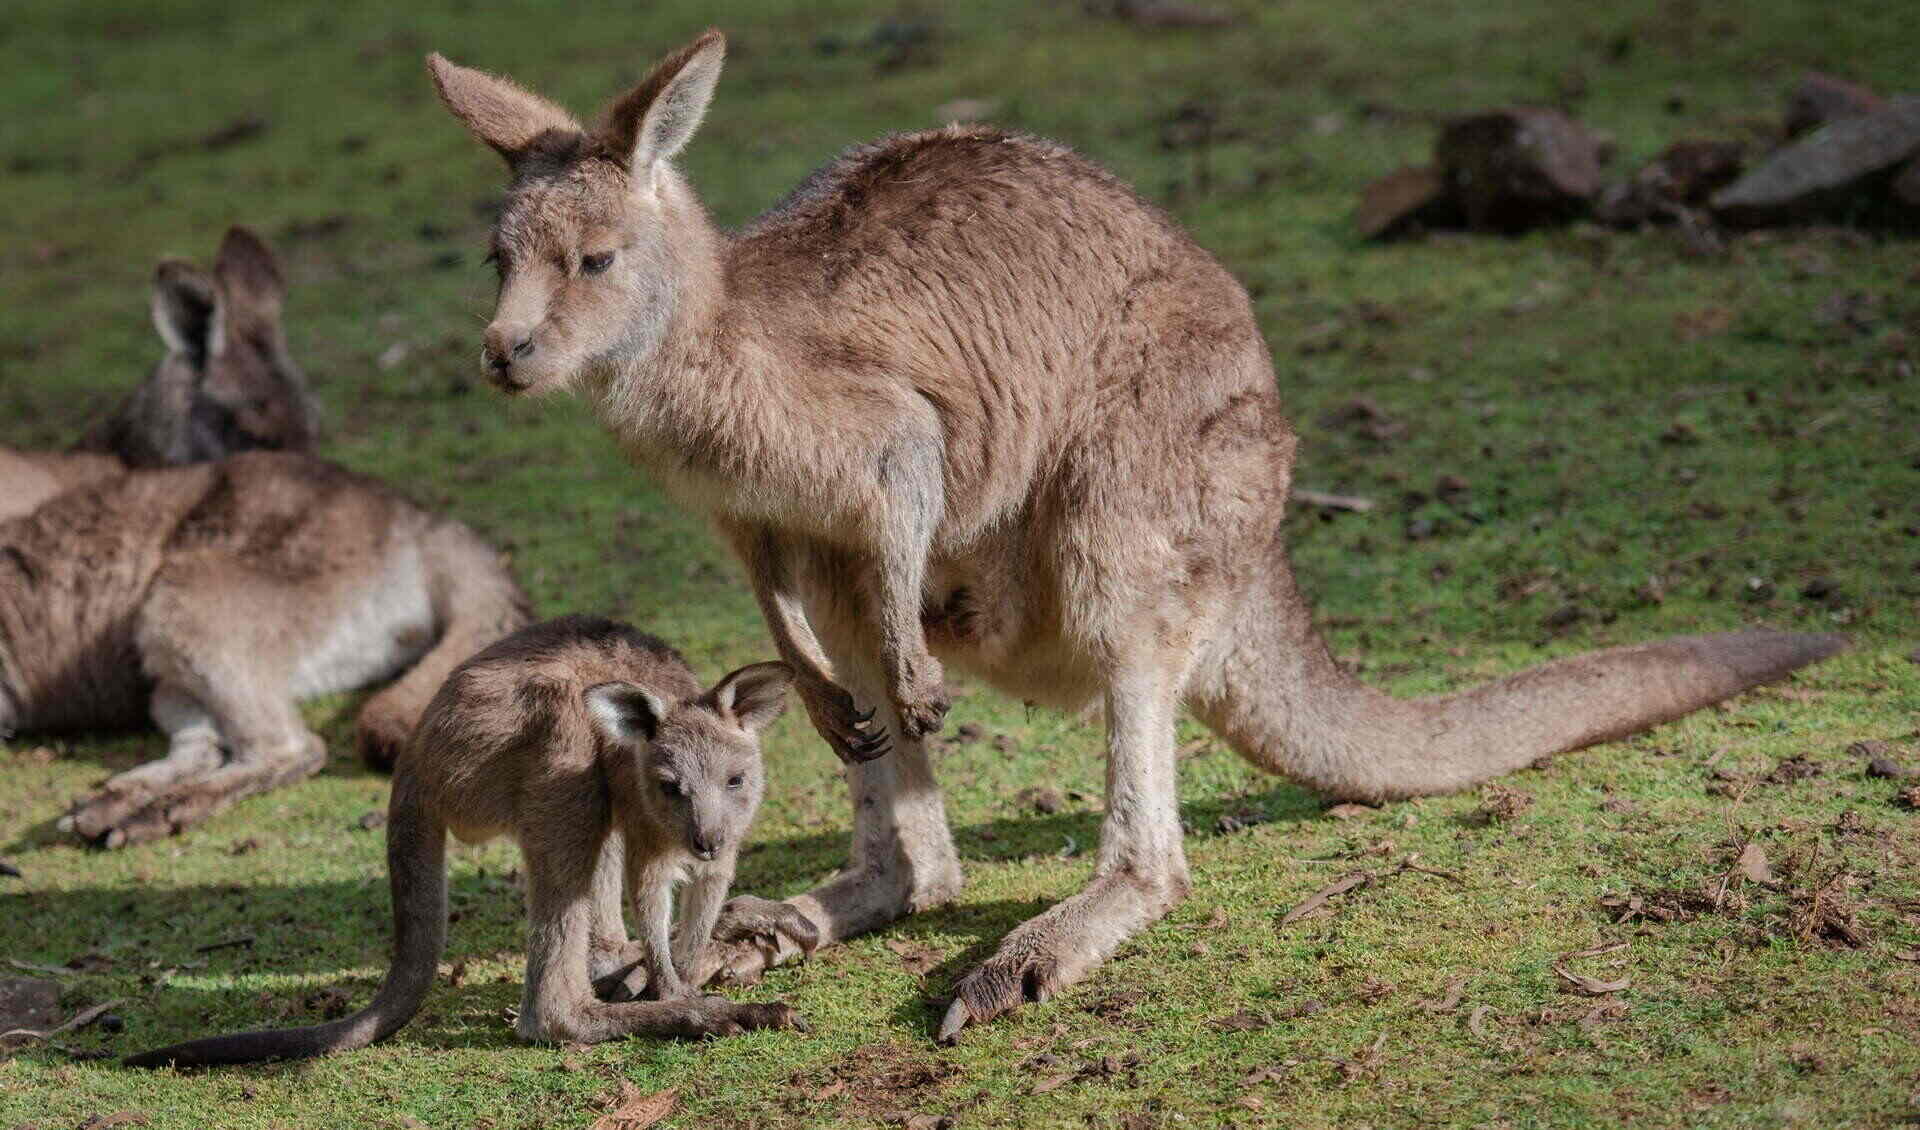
[
  {"left": 212, "top": 226, "right": 286, "bottom": 338},
  {"left": 596, "top": 29, "right": 725, "bottom": 181},
  {"left": 584, "top": 681, "right": 671, "bottom": 745},
  {"left": 150, "top": 259, "right": 219, "bottom": 362},
  {"left": 427, "top": 52, "right": 583, "bottom": 169},
  {"left": 709, "top": 661, "right": 793, "bottom": 735}
]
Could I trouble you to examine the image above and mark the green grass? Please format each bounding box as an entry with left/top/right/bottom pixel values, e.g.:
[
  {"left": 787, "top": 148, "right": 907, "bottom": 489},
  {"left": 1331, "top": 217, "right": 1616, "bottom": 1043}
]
[{"left": 3, "top": 1, "right": 1918, "bottom": 1126}]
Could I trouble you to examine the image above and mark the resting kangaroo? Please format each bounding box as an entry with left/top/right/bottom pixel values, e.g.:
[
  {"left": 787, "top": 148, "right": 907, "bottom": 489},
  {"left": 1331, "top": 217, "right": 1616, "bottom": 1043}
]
[
  {"left": 127, "top": 615, "right": 810, "bottom": 1067},
  {"left": 0, "top": 450, "right": 529, "bottom": 847},
  {"left": 0, "top": 227, "right": 317, "bottom": 523},
  {"left": 428, "top": 31, "right": 1849, "bottom": 1039}
]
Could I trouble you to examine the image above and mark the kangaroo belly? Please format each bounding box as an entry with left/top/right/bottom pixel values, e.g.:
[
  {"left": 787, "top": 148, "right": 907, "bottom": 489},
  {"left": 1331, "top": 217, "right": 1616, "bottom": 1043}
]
[{"left": 288, "top": 542, "right": 436, "bottom": 699}]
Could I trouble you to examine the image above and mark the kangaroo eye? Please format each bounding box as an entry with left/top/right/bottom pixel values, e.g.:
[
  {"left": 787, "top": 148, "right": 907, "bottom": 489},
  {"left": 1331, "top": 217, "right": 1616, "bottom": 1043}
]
[
  {"left": 658, "top": 779, "right": 681, "bottom": 798},
  {"left": 726, "top": 775, "right": 745, "bottom": 791},
  {"left": 581, "top": 251, "right": 615, "bottom": 275}
]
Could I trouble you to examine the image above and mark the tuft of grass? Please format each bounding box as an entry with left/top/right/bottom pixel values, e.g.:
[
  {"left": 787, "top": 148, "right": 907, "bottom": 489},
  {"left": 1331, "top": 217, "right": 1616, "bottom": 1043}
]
[{"left": 3, "top": 1, "right": 1917, "bottom": 1127}]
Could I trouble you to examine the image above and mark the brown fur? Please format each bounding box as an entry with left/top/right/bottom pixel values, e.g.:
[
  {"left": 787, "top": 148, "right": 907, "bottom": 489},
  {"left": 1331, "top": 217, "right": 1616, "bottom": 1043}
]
[
  {"left": 125, "top": 615, "right": 809, "bottom": 1067},
  {"left": 0, "top": 451, "right": 529, "bottom": 847},
  {"left": 0, "top": 228, "right": 318, "bottom": 523},
  {"left": 429, "top": 33, "right": 1848, "bottom": 1038}
]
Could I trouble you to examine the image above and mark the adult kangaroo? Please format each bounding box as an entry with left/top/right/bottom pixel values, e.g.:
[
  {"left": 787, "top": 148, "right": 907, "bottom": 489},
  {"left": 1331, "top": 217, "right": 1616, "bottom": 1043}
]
[
  {"left": 428, "top": 31, "right": 1848, "bottom": 1039},
  {"left": 0, "top": 226, "right": 318, "bottom": 523},
  {"left": 4, "top": 452, "right": 530, "bottom": 847}
]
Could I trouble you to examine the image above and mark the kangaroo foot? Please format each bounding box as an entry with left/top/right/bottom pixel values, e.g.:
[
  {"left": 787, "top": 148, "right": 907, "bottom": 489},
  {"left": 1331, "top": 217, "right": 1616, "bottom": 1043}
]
[
  {"left": 696, "top": 896, "right": 822, "bottom": 987},
  {"left": 589, "top": 939, "right": 652, "bottom": 1002},
  {"left": 64, "top": 734, "right": 327, "bottom": 848},
  {"left": 683, "top": 996, "right": 808, "bottom": 1038},
  {"left": 796, "top": 675, "right": 892, "bottom": 763},
  {"left": 936, "top": 871, "right": 1184, "bottom": 1043}
]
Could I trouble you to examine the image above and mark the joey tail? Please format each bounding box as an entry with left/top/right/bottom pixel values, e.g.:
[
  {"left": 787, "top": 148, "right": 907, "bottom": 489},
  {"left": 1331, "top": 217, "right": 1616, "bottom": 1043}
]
[
  {"left": 125, "top": 774, "right": 447, "bottom": 1068},
  {"left": 356, "top": 520, "right": 530, "bottom": 771},
  {"left": 1191, "top": 549, "right": 1849, "bottom": 804}
]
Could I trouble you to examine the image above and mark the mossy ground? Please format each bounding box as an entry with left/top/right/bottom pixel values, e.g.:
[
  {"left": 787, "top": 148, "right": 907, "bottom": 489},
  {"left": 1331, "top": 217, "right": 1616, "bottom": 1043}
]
[{"left": 2, "top": 1, "right": 1916, "bottom": 1126}]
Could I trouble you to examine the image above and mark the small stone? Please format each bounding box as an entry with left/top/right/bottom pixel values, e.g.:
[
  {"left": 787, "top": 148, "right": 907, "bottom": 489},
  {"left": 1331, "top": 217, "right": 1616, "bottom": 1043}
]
[{"left": 358, "top": 810, "right": 388, "bottom": 830}]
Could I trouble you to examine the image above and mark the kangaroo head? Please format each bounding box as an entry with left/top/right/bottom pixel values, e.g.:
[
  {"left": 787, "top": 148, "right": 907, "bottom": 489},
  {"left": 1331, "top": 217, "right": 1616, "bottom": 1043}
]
[
  {"left": 108, "top": 227, "right": 317, "bottom": 467},
  {"left": 428, "top": 31, "right": 725, "bottom": 396},
  {"left": 584, "top": 659, "right": 790, "bottom": 862}
]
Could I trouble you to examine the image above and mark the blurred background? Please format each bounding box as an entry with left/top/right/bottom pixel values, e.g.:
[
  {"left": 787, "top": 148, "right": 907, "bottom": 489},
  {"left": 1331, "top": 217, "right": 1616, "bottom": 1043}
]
[{"left": 2, "top": 3, "right": 1916, "bottom": 1127}]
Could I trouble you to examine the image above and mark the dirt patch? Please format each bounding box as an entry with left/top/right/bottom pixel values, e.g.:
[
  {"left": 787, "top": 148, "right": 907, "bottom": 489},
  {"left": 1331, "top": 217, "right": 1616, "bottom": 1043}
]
[{"left": 789, "top": 1042, "right": 958, "bottom": 1123}]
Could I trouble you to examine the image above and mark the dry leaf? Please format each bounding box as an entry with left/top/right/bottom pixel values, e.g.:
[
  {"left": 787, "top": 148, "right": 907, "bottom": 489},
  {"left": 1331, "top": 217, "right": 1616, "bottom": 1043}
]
[
  {"left": 1032, "top": 1072, "right": 1075, "bottom": 1094},
  {"left": 1554, "top": 964, "right": 1630, "bottom": 995},
  {"left": 1325, "top": 802, "right": 1377, "bottom": 820},
  {"left": 590, "top": 1084, "right": 677, "bottom": 1130},
  {"left": 1417, "top": 974, "right": 1469, "bottom": 1013},
  {"left": 0, "top": 997, "right": 125, "bottom": 1046},
  {"left": 1467, "top": 1004, "right": 1499, "bottom": 1042},
  {"left": 883, "top": 938, "right": 943, "bottom": 976},
  {"left": 1281, "top": 870, "right": 1372, "bottom": 925},
  {"left": 1561, "top": 941, "right": 1629, "bottom": 961},
  {"left": 1734, "top": 842, "right": 1775, "bottom": 884}
]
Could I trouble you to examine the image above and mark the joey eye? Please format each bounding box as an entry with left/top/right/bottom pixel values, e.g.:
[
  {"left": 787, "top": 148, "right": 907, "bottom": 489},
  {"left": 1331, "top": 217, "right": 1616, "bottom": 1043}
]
[
  {"left": 581, "top": 251, "right": 615, "bottom": 275},
  {"left": 726, "top": 775, "right": 745, "bottom": 791}
]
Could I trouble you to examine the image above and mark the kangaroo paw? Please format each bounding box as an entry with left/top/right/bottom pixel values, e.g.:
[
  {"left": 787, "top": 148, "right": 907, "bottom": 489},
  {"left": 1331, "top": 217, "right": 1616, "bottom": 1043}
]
[
  {"left": 797, "top": 676, "right": 892, "bottom": 763},
  {"left": 890, "top": 662, "right": 951, "bottom": 740}
]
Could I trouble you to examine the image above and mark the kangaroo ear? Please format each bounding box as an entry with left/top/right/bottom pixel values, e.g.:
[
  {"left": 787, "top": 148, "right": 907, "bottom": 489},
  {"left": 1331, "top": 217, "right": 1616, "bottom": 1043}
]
[
  {"left": 212, "top": 226, "right": 285, "bottom": 341},
  {"left": 584, "top": 681, "right": 670, "bottom": 744},
  {"left": 597, "top": 29, "right": 725, "bottom": 181},
  {"left": 709, "top": 661, "right": 792, "bottom": 735},
  {"left": 427, "top": 53, "right": 583, "bottom": 169},
  {"left": 151, "top": 259, "right": 219, "bottom": 363}
]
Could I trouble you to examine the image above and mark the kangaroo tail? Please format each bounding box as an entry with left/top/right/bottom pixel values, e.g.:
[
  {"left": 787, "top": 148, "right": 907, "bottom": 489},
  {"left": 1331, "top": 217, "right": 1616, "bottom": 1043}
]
[
  {"left": 125, "top": 773, "right": 447, "bottom": 1068},
  {"left": 356, "top": 517, "right": 530, "bottom": 771},
  {"left": 1191, "top": 552, "right": 1848, "bottom": 803}
]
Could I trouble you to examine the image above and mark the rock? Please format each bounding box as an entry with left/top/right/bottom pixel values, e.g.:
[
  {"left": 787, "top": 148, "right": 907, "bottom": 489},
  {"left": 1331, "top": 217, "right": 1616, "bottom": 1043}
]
[
  {"left": 1713, "top": 95, "right": 1920, "bottom": 225},
  {"left": 1894, "top": 154, "right": 1920, "bottom": 208},
  {"left": 1595, "top": 139, "right": 1746, "bottom": 227},
  {"left": 1435, "top": 107, "right": 1604, "bottom": 232},
  {"left": 1356, "top": 165, "right": 1453, "bottom": 238},
  {"left": 1785, "top": 72, "right": 1886, "bottom": 138},
  {"left": 0, "top": 977, "right": 61, "bottom": 1033},
  {"left": 1867, "top": 756, "right": 1907, "bottom": 779}
]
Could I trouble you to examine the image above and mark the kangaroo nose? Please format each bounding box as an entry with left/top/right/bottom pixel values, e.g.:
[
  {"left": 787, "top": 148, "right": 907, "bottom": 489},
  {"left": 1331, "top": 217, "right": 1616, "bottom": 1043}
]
[
  {"left": 691, "top": 835, "right": 719, "bottom": 860},
  {"left": 482, "top": 324, "right": 535, "bottom": 371}
]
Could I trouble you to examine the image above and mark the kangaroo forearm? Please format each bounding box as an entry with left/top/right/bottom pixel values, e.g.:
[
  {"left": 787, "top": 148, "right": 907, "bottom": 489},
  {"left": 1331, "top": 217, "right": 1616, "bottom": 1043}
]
[{"left": 724, "top": 522, "right": 837, "bottom": 684}]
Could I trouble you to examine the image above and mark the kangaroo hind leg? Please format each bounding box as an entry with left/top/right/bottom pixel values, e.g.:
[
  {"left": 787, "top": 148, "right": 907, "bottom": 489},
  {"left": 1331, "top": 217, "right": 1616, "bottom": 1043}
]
[
  {"left": 938, "top": 648, "right": 1191, "bottom": 1041},
  {"left": 66, "top": 567, "right": 327, "bottom": 847}
]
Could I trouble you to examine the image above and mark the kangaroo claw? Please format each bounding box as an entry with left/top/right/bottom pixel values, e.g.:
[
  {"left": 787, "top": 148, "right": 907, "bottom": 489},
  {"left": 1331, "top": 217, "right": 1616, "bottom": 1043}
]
[{"left": 936, "top": 997, "right": 973, "bottom": 1044}]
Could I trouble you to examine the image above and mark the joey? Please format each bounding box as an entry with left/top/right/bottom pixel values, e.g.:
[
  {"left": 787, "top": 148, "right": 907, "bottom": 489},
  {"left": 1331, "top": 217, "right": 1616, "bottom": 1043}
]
[{"left": 126, "top": 615, "right": 811, "bottom": 1067}]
